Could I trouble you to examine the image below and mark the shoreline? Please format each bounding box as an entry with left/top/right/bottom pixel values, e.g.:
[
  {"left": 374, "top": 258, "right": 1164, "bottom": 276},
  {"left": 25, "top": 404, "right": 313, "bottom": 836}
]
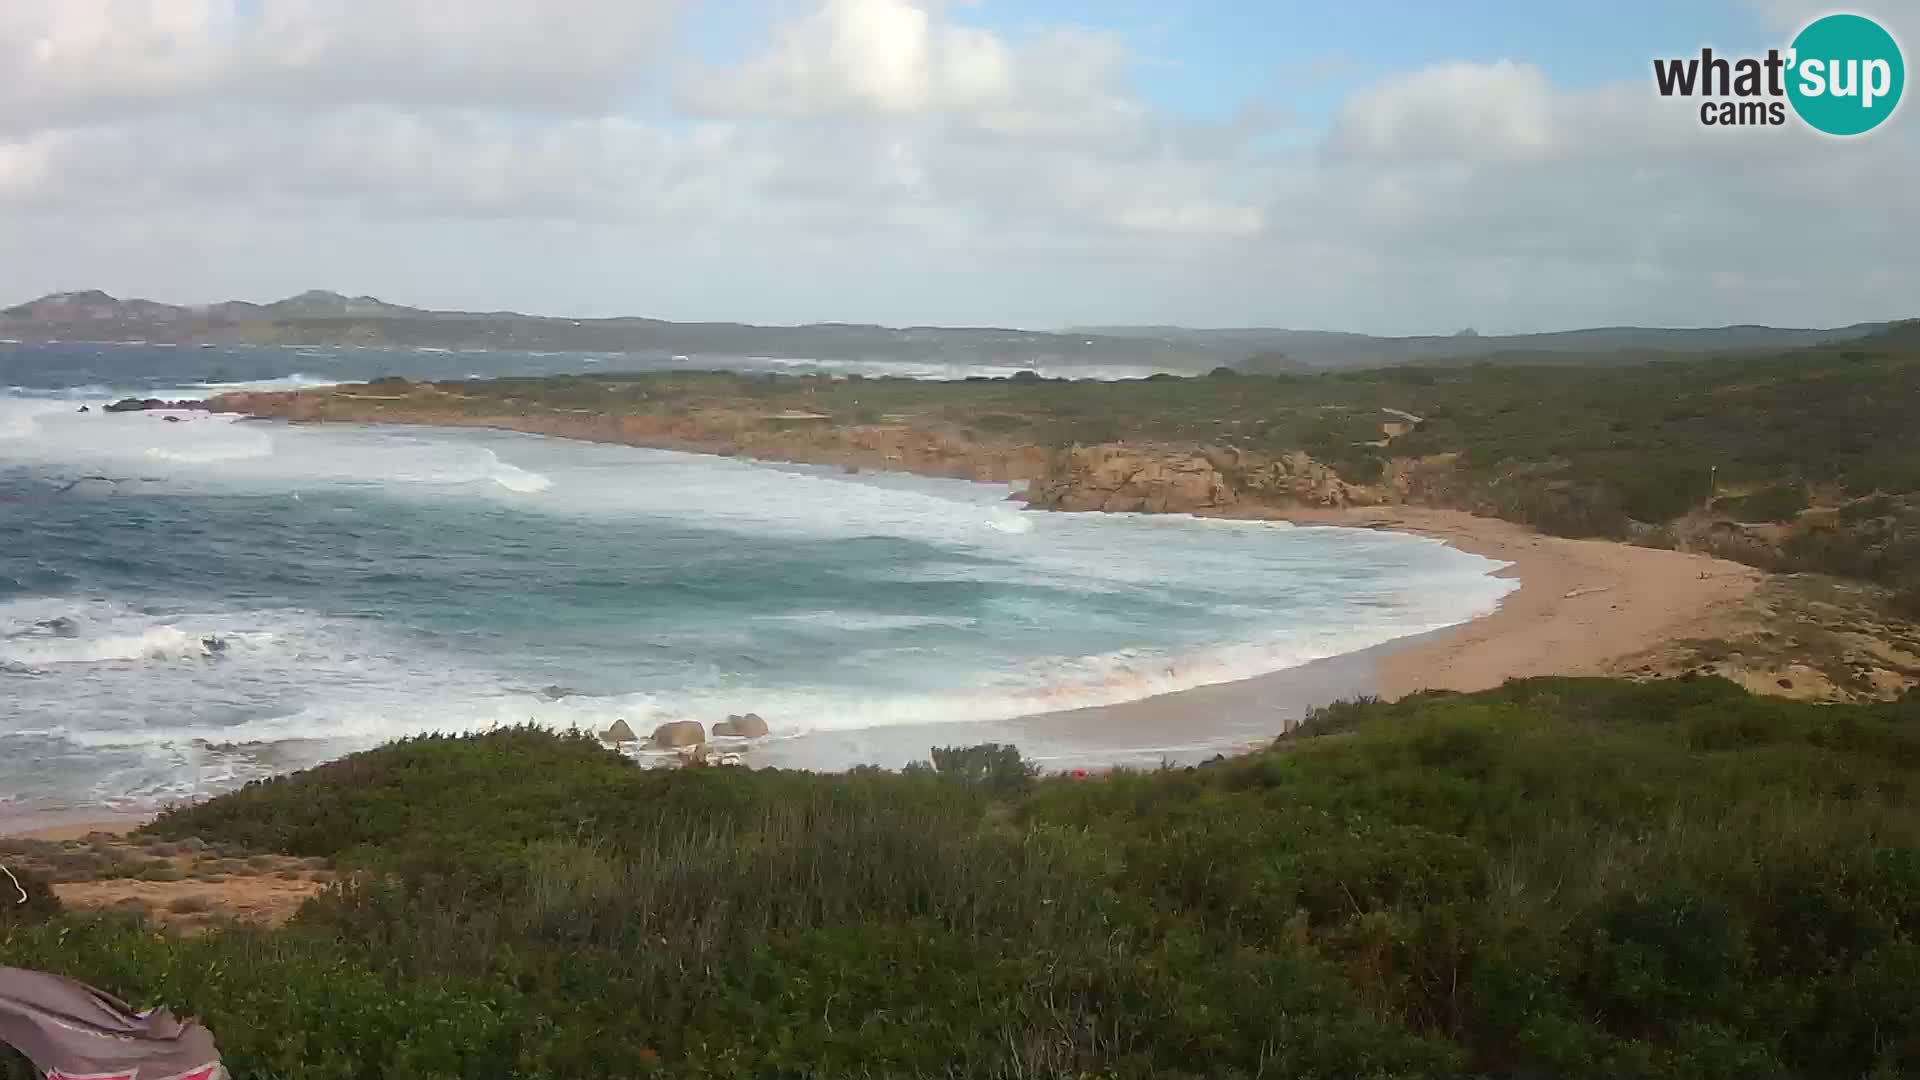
[
  {"left": 1264, "top": 506, "right": 1762, "bottom": 697},
  {"left": 7, "top": 414, "right": 1765, "bottom": 826},
  {"left": 984, "top": 506, "right": 1760, "bottom": 760}
]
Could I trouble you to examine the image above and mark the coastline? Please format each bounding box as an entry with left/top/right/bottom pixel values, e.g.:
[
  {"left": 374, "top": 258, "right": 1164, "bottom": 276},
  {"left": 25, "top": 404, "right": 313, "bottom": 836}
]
[
  {"left": 8, "top": 410, "right": 1766, "bottom": 823},
  {"left": 1264, "top": 506, "right": 1762, "bottom": 698},
  {"left": 990, "top": 506, "right": 1761, "bottom": 757}
]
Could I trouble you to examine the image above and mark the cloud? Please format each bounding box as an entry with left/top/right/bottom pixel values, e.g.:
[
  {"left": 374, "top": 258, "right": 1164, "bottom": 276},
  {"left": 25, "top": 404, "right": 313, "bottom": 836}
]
[
  {"left": 1329, "top": 61, "right": 1564, "bottom": 163},
  {"left": 0, "top": 0, "right": 682, "bottom": 128},
  {"left": 685, "top": 0, "right": 1145, "bottom": 140},
  {"left": 0, "top": 0, "right": 1913, "bottom": 333}
]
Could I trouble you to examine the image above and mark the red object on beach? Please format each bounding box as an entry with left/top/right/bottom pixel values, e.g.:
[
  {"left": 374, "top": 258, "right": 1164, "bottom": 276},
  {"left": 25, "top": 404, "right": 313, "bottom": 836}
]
[{"left": 1069, "top": 768, "right": 1090, "bottom": 781}]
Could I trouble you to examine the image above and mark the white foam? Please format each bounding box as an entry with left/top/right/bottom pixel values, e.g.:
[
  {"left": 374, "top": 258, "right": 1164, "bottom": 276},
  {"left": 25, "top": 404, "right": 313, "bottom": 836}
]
[
  {"left": 1, "top": 626, "right": 212, "bottom": 665},
  {"left": 174, "top": 373, "right": 341, "bottom": 397},
  {"left": 3, "top": 391, "right": 1521, "bottom": 797},
  {"left": 753, "top": 611, "right": 979, "bottom": 632}
]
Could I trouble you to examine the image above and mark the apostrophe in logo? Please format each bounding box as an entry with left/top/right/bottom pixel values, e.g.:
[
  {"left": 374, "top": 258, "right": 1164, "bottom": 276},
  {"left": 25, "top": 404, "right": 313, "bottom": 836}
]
[
  {"left": 1652, "top": 12, "right": 1904, "bottom": 136},
  {"left": 1787, "top": 13, "right": 1904, "bottom": 135}
]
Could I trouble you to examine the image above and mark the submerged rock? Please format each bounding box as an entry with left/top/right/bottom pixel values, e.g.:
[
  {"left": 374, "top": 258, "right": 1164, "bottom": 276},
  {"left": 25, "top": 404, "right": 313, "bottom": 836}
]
[
  {"left": 34, "top": 617, "right": 79, "bottom": 638},
  {"left": 601, "top": 718, "right": 638, "bottom": 744},
  {"left": 651, "top": 720, "right": 705, "bottom": 748},
  {"left": 201, "top": 635, "right": 229, "bottom": 656},
  {"left": 714, "top": 712, "right": 769, "bottom": 738}
]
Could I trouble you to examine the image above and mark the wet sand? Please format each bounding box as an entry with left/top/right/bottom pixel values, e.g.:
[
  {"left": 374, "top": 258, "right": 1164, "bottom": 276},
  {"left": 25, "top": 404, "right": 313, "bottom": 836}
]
[{"left": 969, "top": 507, "right": 1761, "bottom": 759}]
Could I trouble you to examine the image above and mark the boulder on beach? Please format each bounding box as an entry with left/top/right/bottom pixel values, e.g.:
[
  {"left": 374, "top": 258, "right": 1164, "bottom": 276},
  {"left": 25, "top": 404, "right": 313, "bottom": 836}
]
[
  {"left": 714, "top": 712, "right": 769, "bottom": 738},
  {"left": 652, "top": 720, "right": 706, "bottom": 748},
  {"left": 601, "top": 718, "right": 637, "bottom": 744}
]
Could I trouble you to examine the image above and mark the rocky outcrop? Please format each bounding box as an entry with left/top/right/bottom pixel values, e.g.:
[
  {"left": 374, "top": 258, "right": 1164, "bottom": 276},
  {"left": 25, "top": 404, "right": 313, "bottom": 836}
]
[
  {"left": 651, "top": 720, "right": 705, "bottom": 749},
  {"left": 104, "top": 397, "right": 209, "bottom": 414},
  {"left": 1022, "top": 444, "right": 1389, "bottom": 514},
  {"left": 714, "top": 713, "right": 769, "bottom": 738},
  {"left": 207, "top": 388, "right": 1420, "bottom": 520},
  {"left": 601, "top": 719, "right": 637, "bottom": 744}
]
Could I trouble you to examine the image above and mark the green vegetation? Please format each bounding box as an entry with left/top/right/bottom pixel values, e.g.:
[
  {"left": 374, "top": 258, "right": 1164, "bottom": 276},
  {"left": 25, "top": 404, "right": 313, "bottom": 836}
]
[
  {"left": 334, "top": 322, "right": 1920, "bottom": 588},
  {"left": 6, "top": 678, "right": 1920, "bottom": 1078}
]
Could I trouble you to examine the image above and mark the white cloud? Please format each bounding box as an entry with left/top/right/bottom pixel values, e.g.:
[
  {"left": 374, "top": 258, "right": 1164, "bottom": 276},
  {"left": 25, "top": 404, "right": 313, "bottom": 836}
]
[
  {"left": 0, "top": 0, "right": 682, "bottom": 128},
  {"left": 0, "top": 1, "right": 1914, "bottom": 333},
  {"left": 1329, "top": 61, "right": 1564, "bottom": 163},
  {"left": 698, "top": 0, "right": 1013, "bottom": 115},
  {"left": 686, "top": 0, "right": 1143, "bottom": 139}
]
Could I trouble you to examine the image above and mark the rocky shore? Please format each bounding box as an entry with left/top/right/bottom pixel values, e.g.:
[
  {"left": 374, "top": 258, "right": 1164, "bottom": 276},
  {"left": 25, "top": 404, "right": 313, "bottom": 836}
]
[{"left": 195, "top": 387, "right": 1420, "bottom": 518}]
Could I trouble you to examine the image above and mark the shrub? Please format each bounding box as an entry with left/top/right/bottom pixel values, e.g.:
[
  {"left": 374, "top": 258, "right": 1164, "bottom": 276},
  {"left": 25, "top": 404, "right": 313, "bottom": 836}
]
[
  {"left": 7, "top": 682, "right": 1910, "bottom": 1078},
  {"left": 927, "top": 743, "right": 1036, "bottom": 795}
]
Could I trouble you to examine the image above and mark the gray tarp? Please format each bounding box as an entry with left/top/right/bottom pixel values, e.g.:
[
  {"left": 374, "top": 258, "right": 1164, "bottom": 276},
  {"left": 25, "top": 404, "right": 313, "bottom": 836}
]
[{"left": 0, "top": 965, "right": 222, "bottom": 1079}]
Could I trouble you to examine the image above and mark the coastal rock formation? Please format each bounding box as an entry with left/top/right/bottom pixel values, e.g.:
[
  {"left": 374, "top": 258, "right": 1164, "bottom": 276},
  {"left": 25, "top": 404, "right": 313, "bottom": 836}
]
[
  {"left": 651, "top": 720, "right": 705, "bottom": 749},
  {"left": 714, "top": 713, "right": 769, "bottom": 738},
  {"left": 105, "top": 397, "right": 208, "bottom": 414},
  {"left": 601, "top": 719, "right": 637, "bottom": 744},
  {"left": 1023, "top": 444, "right": 1386, "bottom": 514},
  {"left": 205, "top": 386, "right": 1425, "bottom": 520}
]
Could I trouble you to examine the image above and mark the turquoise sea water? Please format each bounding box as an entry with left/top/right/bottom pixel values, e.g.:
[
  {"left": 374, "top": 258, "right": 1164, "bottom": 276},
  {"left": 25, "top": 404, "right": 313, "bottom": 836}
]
[{"left": 1, "top": 345, "right": 1516, "bottom": 810}]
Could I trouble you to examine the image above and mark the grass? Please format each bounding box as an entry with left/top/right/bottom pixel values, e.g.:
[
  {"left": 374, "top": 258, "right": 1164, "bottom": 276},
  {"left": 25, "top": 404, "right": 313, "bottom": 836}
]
[{"left": 4, "top": 677, "right": 1919, "bottom": 1078}]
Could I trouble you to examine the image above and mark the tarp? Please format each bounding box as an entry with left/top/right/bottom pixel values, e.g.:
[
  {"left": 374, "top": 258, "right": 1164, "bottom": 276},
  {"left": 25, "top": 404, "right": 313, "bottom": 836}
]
[{"left": 0, "top": 965, "right": 222, "bottom": 1080}]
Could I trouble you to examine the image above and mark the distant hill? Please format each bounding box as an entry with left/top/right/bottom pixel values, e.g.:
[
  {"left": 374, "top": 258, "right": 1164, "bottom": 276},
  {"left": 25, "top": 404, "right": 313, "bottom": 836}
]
[
  {"left": 0, "top": 289, "right": 1890, "bottom": 371},
  {"left": 1068, "top": 323, "right": 1891, "bottom": 369}
]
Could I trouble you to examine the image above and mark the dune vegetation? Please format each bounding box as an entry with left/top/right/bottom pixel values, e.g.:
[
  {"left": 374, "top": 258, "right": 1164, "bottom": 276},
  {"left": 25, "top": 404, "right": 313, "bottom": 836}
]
[{"left": 5, "top": 677, "right": 1919, "bottom": 1078}]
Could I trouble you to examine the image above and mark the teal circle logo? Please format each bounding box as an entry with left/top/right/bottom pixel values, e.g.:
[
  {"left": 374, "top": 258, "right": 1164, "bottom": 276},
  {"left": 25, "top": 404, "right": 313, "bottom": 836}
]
[{"left": 1787, "top": 14, "right": 1904, "bottom": 135}]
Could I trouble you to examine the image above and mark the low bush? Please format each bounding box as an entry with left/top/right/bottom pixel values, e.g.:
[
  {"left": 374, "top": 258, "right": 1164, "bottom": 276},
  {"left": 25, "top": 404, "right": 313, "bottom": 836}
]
[{"left": 4, "top": 679, "right": 1918, "bottom": 1077}]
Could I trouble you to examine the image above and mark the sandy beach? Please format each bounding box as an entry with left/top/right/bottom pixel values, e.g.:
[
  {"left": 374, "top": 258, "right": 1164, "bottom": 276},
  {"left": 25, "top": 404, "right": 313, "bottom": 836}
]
[
  {"left": 0, "top": 807, "right": 147, "bottom": 840},
  {"left": 757, "top": 506, "right": 1764, "bottom": 769},
  {"left": 1, "top": 502, "right": 1766, "bottom": 827}
]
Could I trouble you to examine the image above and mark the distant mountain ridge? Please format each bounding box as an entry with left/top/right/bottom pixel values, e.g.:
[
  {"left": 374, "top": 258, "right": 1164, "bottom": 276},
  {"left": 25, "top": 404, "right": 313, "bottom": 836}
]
[
  {"left": 1066, "top": 323, "right": 1893, "bottom": 366},
  {"left": 0, "top": 289, "right": 1891, "bottom": 370}
]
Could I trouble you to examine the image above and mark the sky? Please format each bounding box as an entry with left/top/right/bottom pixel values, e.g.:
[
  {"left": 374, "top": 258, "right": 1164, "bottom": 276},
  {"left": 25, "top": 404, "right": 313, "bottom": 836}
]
[{"left": 0, "top": 0, "right": 1914, "bottom": 334}]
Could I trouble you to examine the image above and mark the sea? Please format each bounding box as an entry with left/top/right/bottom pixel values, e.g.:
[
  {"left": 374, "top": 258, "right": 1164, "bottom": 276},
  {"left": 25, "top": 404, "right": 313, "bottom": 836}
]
[{"left": 1, "top": 341, "right": 1518, "bottom": 813}]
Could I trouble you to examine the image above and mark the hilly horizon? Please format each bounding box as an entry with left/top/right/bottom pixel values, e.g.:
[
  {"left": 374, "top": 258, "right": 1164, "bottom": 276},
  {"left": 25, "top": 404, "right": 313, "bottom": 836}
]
[{"left": 0, "top": 288, "right": 1895, "bottom": 371}]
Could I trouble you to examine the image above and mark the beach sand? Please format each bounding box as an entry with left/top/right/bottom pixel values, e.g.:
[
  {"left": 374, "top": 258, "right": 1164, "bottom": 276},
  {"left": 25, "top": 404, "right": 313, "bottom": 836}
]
[
  {"left": 0, "top": 808, "right": 148, "bottom": 841},
  {"left": 1010, "top": 506, "right": 1762, "bottom": 753},
  {"left": 1305, "top": 507, "right": 1763, "bottom": 697},
  {"left": 756, "top": 507, "right": 1764, "bottom": 769}
]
